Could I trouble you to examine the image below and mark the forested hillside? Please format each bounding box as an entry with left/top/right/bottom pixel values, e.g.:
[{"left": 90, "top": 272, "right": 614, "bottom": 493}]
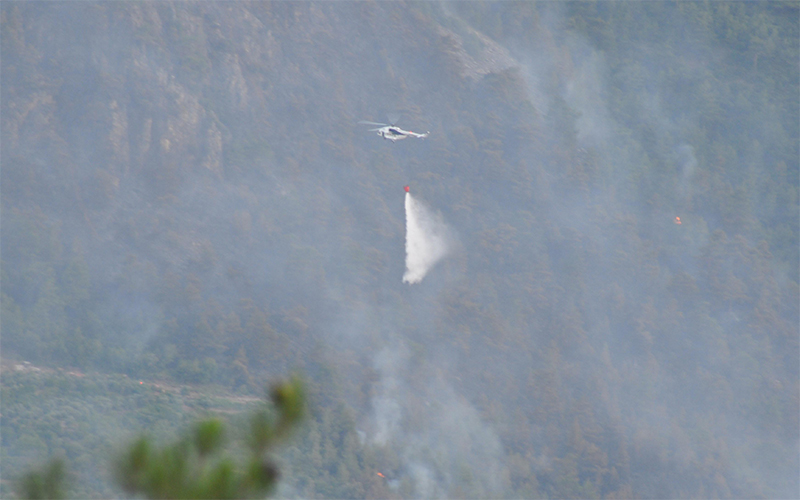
[{"left": 2, "top": 2, "right": 797, "bottom": 498}]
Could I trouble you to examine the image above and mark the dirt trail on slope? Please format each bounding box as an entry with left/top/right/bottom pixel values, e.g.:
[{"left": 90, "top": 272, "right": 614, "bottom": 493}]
[{"left": 2, "top": 359, "right": 263, "bottom": 408}]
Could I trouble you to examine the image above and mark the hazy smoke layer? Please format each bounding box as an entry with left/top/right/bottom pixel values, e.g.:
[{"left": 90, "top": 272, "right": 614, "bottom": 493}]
[{"left": 403, "top": 192, "right": 450, "bottom": 284}]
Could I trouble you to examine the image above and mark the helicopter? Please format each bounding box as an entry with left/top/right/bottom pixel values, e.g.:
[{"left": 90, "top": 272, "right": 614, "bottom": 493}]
[{"left": 358, "top": 119, "right": 429, "bottom": 142}]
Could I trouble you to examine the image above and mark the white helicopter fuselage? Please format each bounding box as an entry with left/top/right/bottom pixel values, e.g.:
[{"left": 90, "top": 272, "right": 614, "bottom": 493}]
[{"left": 376, "top": 126, "right": 429, "bottom": 142}]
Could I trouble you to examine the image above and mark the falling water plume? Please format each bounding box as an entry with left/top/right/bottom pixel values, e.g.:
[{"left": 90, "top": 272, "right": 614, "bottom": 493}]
[{"left": 403, "top": 190, "right": 450, "bottom": 284}]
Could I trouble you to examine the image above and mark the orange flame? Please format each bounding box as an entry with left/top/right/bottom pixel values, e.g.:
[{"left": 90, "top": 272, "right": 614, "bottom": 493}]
[
  {"left": 675, "top": 216, "right": 681, "bottom": 225},
  {"left": 376, "top": 472, "right": 385, "bottom": 478}
]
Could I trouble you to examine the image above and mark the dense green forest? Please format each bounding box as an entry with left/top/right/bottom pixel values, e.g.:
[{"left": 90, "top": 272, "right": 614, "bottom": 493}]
[{"left": 2, "top": 1, "right": 797, "bottom": 498}]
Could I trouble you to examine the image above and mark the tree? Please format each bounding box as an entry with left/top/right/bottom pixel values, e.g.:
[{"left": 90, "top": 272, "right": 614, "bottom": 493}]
[{"left": 17, "top": 458, "right": 66, "bottom": 500}]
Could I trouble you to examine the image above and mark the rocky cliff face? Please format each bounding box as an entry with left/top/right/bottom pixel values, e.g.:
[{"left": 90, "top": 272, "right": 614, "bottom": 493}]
[
  {"left": 4, "top": 1, "right": 514, "bottom": 225},
  {"left": 3, "top": 1, "right": 486, "bottom": 279}
]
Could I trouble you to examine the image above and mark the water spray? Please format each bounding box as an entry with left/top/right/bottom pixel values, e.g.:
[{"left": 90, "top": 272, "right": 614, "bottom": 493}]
[{"left": 403, "top": 186, "right": 450, "bottom": 284}]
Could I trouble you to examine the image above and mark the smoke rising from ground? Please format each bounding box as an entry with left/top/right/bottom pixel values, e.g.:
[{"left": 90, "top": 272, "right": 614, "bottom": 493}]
[
  {"left": 367, "top": 343, "right": 507, "bottom": 498},
  {"left": 403, "top": 192, "right": 451, "bottom": 284}
]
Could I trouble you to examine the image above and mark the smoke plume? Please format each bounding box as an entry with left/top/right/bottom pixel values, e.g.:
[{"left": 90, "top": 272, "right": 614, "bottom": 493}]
[{"left": 403, "top": 192, "right": 451, "bottom": 284}]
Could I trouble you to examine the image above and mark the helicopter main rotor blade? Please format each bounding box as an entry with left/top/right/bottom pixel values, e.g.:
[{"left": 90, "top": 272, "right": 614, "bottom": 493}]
[{"left": 358, "top": 120, "right": 388, "bottom": 127}]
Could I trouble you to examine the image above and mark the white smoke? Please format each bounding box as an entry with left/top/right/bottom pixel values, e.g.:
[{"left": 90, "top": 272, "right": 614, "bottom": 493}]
[
  {"left": 371, "top": 345, "right": 407, "bottom": 446},
  {"left": 676, "top": 143, "right": 698, "bottom": 204},
  {"left": 403, "top": 192, "right": 451, "bottom": 284},
  {"left": 367, "top": 344, "right": 508, "bottom": 498}
]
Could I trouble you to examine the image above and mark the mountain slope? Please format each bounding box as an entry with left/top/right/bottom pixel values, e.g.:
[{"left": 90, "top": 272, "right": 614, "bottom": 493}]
[{"left": 2, "top": 2, "right": 797, "bottom": 498}]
